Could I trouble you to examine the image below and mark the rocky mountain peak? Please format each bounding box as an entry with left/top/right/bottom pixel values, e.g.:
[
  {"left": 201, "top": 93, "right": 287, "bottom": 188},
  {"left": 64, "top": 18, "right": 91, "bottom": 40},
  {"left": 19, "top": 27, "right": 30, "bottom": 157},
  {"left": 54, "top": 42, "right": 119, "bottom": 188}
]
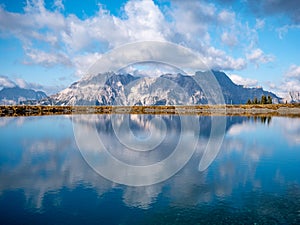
[{"left": 42, "top": 70, "right": 280, "bottom": 106}]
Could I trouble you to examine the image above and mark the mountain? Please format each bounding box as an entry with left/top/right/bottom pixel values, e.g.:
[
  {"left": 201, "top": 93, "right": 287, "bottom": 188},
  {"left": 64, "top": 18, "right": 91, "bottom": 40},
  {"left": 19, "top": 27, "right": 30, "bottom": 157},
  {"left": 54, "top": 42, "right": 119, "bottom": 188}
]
[
  {"left": 209, "top": 71, "right": 279, "bottom": 104},
  {"left": 0, "top": 87, "right": 47, "bottom": 105},
  {"left": 283, "top": 91, "right": 300, "bottom": 103},
  {"left": 45, "top": 71, "right": 280, "bottom": 106}
]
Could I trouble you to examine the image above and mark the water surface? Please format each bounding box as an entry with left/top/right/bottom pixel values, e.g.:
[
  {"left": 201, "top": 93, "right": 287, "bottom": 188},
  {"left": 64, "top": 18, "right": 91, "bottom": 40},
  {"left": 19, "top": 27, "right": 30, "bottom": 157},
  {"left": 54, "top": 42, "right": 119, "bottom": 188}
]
[{"left": 0, "top": 115, "right": 300, "bottom": 224}]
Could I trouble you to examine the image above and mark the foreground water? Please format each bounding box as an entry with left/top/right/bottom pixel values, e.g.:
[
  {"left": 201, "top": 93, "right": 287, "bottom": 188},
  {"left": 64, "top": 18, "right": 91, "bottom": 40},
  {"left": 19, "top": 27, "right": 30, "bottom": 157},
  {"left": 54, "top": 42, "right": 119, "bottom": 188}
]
[{"left": 0, "top": 114, "right": 300, "bottom": 224}]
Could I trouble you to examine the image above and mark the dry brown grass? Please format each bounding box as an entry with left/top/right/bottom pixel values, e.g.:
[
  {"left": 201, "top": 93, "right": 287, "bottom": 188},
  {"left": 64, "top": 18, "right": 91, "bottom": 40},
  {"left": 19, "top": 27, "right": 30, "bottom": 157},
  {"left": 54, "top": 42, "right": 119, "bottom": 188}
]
[{"left": 1, "top": 104, "right": 300, "bottom": 117}]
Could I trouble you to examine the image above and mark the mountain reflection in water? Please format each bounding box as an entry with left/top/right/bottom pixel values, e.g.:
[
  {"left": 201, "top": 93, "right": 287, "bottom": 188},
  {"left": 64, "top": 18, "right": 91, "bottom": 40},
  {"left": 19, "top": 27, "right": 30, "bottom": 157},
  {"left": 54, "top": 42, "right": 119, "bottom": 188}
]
[{"left": 0, "top": 115, "right": 300, "bottom": 224}]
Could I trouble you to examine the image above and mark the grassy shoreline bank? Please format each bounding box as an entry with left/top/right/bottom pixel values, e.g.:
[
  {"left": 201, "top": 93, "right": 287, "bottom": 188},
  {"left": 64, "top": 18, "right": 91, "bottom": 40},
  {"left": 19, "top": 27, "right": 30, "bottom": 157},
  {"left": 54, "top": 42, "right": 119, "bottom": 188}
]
[{"left": 1, "top": 104, "right": 300, "bottom": 117}]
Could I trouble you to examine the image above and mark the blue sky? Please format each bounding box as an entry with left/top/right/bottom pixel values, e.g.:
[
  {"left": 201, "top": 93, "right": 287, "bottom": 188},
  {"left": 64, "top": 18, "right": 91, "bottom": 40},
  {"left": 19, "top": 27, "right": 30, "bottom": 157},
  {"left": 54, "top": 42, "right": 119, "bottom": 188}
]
[{"left": 0, "top": 0, "right": 299, "bottom": 96}]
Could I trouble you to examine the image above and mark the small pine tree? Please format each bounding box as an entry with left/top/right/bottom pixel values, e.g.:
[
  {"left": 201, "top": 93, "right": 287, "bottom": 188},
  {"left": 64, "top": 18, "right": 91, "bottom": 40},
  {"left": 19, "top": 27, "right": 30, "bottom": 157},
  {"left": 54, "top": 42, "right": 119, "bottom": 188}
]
[
  {"left": 267, "top": 95, "right": 272, "bottom": 104},
  {"left": 254, "top": 97, "right": 258, "bottom": 104},
  {"left": 261, "top": 95, "right": 267, "bottom": 104},
  {"left": 247, "top": 99, "right": 252, "bottom": 104}
]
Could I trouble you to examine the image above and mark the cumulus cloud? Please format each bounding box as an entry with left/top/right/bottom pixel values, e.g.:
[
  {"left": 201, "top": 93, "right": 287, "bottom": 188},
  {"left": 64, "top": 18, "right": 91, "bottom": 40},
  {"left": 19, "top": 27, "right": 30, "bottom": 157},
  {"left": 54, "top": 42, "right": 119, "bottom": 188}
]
[
  {"left": 73, "top": 52, "right": 103, "bottom": 76},
  {"left": 281, "top": 64, "right": 300, "bottom": 93},
  {"left": 255, "top": 19, "right": 265, "bottom": 29},
  {"left": 168, "top": 1, "right": 240, "bottom": 50},
  {"left": 0, "top": 75, "right": 44, "bottom": 91},
  {"left": 0, "top": 0, "right": 250, "bottom": 75},
  {"left": 204, "top": 47, "right": 246, "bottom": 70},
  {"left": 277, "top": 65, "right": 300, "bottom": 97},
  {"left": 0, "top": 75, "right": 16, "bottom": 89},
  {"left": 221, "top": 32, "right": 238, "bottom": 47},
  {"left": 54, "top": 0, "right": 64, "bottom": 11},
  {"left": 170, "top": 0, "right": 216, "bottom": 38},
  {"left": 23, "top": 47, "right": 72, "bottom": 67},
  {"left": 246, "top": 48, "right": 275, "bottom": 67},
  {"left": 14, "top": 78, "right": 28, "bottom": 89},
  {"left": 276, "top": 24, "right": 300, "bottom": 39},
  {"left": 268, "top": 64, "right": 300, "bottom": 98},
  {"left": 0, "top": 0, "right": 169, "bottom": 73},
  {"left": 282, "top": 80, "right": 300, "bottom": 91},
  {"left": 119, "top": 62, "right": 185, "bottom": 77},
  {"left": 218, "top": 10, "right": 235, "bottom": 25},
  {"left": 0, "top": 2, "right": 65, "bottom": 42},
  {"left": 83, "top": 41, "right": 247, "bottom": 78},
  {"left": 285, "top": 64, "right": 300, "bottom": 80},
  {"left": 60, "top": 1, "right": 168, "bottom": 52},
  {"left": 228, "top": 74, "right": 258, "bottom": 87},
  {"left": 0, "top": 75, "right": 62, "bottom": 94},
  {"left": 123, "top": 0, "right": 168, "bottom": 41}
]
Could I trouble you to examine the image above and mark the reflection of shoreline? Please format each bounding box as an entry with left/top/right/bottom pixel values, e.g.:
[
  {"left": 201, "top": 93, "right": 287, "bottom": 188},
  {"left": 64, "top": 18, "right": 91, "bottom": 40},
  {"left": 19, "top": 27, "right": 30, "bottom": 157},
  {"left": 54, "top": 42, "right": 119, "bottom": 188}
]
[
  {"left": 248, "top": 116, "right": 272, "bottom": 125},
  {"left": 1, "top": 104, "right": 300, "bottom": 117},
  {"left": 0, "top": 116, "right": 299, "bottom": 211}
]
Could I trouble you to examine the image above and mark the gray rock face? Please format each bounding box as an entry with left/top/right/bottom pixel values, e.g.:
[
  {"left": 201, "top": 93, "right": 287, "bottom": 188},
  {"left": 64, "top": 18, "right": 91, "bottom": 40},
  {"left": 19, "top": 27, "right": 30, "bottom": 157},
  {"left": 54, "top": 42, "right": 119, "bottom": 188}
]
[
  {"left": 46, "top": 71, "right": 280, "bottom": 106},
  {"left": 283, "top": 91, "right": 300, "bottom": 103},
  {"left": 208, "top": 71, "right": 279, "bottom": 104}
]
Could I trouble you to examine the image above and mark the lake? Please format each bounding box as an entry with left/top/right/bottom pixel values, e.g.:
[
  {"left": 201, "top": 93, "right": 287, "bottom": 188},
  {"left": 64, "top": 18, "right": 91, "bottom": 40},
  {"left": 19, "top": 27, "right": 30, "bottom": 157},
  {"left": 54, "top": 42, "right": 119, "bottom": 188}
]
[{"left": 0, "top": 114, "right": 300, "bottom": 224}]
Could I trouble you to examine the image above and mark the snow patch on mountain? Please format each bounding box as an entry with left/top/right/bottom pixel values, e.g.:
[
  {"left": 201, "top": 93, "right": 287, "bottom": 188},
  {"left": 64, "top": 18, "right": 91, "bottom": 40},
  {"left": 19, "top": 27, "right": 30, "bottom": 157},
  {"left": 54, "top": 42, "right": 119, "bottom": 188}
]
[
  {"left": 282, "top": 91, "right": 300, "bottom": 103},
  {"left": 44, "top": 71, "right": 280, "bottom": 106}
]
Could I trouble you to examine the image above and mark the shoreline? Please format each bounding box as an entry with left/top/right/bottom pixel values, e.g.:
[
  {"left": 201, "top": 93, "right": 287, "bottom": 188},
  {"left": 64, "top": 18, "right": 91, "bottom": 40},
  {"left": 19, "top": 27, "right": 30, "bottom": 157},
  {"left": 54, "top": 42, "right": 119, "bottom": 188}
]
[{"left": 1, "top": 104, "right": 300, "bottom": 117}]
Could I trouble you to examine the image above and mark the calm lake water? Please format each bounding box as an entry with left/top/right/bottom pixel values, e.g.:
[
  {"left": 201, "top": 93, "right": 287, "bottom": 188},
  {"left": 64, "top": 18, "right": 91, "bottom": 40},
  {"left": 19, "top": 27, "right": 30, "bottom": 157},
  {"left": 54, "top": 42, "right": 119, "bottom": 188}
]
[{"left": 0, "top": 114, "right": 300, "bottom": 224}]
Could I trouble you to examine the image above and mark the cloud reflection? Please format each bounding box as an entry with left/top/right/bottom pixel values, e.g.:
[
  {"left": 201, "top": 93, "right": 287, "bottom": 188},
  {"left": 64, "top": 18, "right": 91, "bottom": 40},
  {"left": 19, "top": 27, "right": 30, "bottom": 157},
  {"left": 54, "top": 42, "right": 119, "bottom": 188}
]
[{"left": 0, "top": 115, "right": 299, "bottom": 210}]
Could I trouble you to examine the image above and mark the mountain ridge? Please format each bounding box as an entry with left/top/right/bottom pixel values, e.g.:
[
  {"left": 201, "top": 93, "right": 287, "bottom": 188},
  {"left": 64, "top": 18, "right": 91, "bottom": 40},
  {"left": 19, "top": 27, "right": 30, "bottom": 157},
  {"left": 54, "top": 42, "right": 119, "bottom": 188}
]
[
  {"left": 0, "top": 86, "right": 47, "bottom": 105},
  {"left": 41, "top": 70, "right": 280, "bottom": 106}
]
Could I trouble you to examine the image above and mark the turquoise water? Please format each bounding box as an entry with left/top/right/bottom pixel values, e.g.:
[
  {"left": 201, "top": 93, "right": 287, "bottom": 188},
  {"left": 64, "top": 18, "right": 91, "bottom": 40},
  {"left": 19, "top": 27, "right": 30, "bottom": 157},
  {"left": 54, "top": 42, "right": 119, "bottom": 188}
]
[{"left": 0, "top": 115, "right": 300, "bottom": 224}]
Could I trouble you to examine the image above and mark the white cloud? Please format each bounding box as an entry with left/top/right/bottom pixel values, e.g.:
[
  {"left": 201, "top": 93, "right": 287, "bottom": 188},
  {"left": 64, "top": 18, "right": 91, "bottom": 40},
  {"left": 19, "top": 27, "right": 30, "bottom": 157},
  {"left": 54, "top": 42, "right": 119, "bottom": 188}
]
[
  {"left": 54, "top": 0, "right": 64, "bottom": 11},
  {"left": 246, "top": 48, "right": 275, "bottom": 67},
  {"left": 0, "top": 0, "right": 259, "bottom": 77},
  {"left": 218, "top": 10, "right": 235, "bottom": 25},
  {"left": 267, "top": 64, "right": 300, "bottom": 98},
  {"left": 14, "top": 78, "right": 28, "bottom": 89},
  {"left": 228, "top": 74, "right": 258, "bottom": 87},
  {"left": 285, "top": 64, "right": 300, "bottom": 80},
  {"left": 255, "top": 19, "right": 265, "bottom": 29},
  {"left": 0, "top": 2, "right": 65, "bottom": 42},
  {"left": 0, "top": 75, "right": 62, "bottom": 94},
  {"left": 221, "top": 32, "right": 238, "bottom": 46},
  {"left": 119, "top": 62, "right": 184, "bottom": 77},
  {"left": 13, "top": 77, "right": 50, "bottom": 92},
  {"left": 0, "top": 75, "right": 16, "bottom": 89},
  {"left": 276, "top": 64, "right": 300, "bottom": 97},
  {"left": 204, "top": 47, "right": 246, "bottom": 70},
  {"left": 23, "top": 47, "right": 72, "bottom": 67},
  {"left": 60, "top": 1, "right": 168, "bottom": 53},
  {"left": 282, "top": 80, "right": 300, "bottom": 91},
  {"left": 170, "top": 0, "right": 216, "bottom": 39},
  {"left": 123, "top": 0, "right": 168, "bottom": 41},
  {"left": 73, "top": 53, "right": 103, "bottom": 76},
  {"left": 0, "top": 0, "right": 171, "bottom": 74},
  {"left": 23, "top": 0, "right": 66, "bottom": 31},
  {"left": 276, "top": 24, "right": 300, "bottom": 39},
  {"left": 280, "top": 64, "right": 300, "bottom": 94}
]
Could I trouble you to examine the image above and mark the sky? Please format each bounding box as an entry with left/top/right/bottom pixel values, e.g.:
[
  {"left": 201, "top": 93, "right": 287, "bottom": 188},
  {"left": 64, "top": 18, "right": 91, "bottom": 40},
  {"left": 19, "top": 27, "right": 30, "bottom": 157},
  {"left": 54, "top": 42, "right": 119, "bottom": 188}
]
[{"left": 0, "top": 0, "right": 299, "bottom": 96}]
